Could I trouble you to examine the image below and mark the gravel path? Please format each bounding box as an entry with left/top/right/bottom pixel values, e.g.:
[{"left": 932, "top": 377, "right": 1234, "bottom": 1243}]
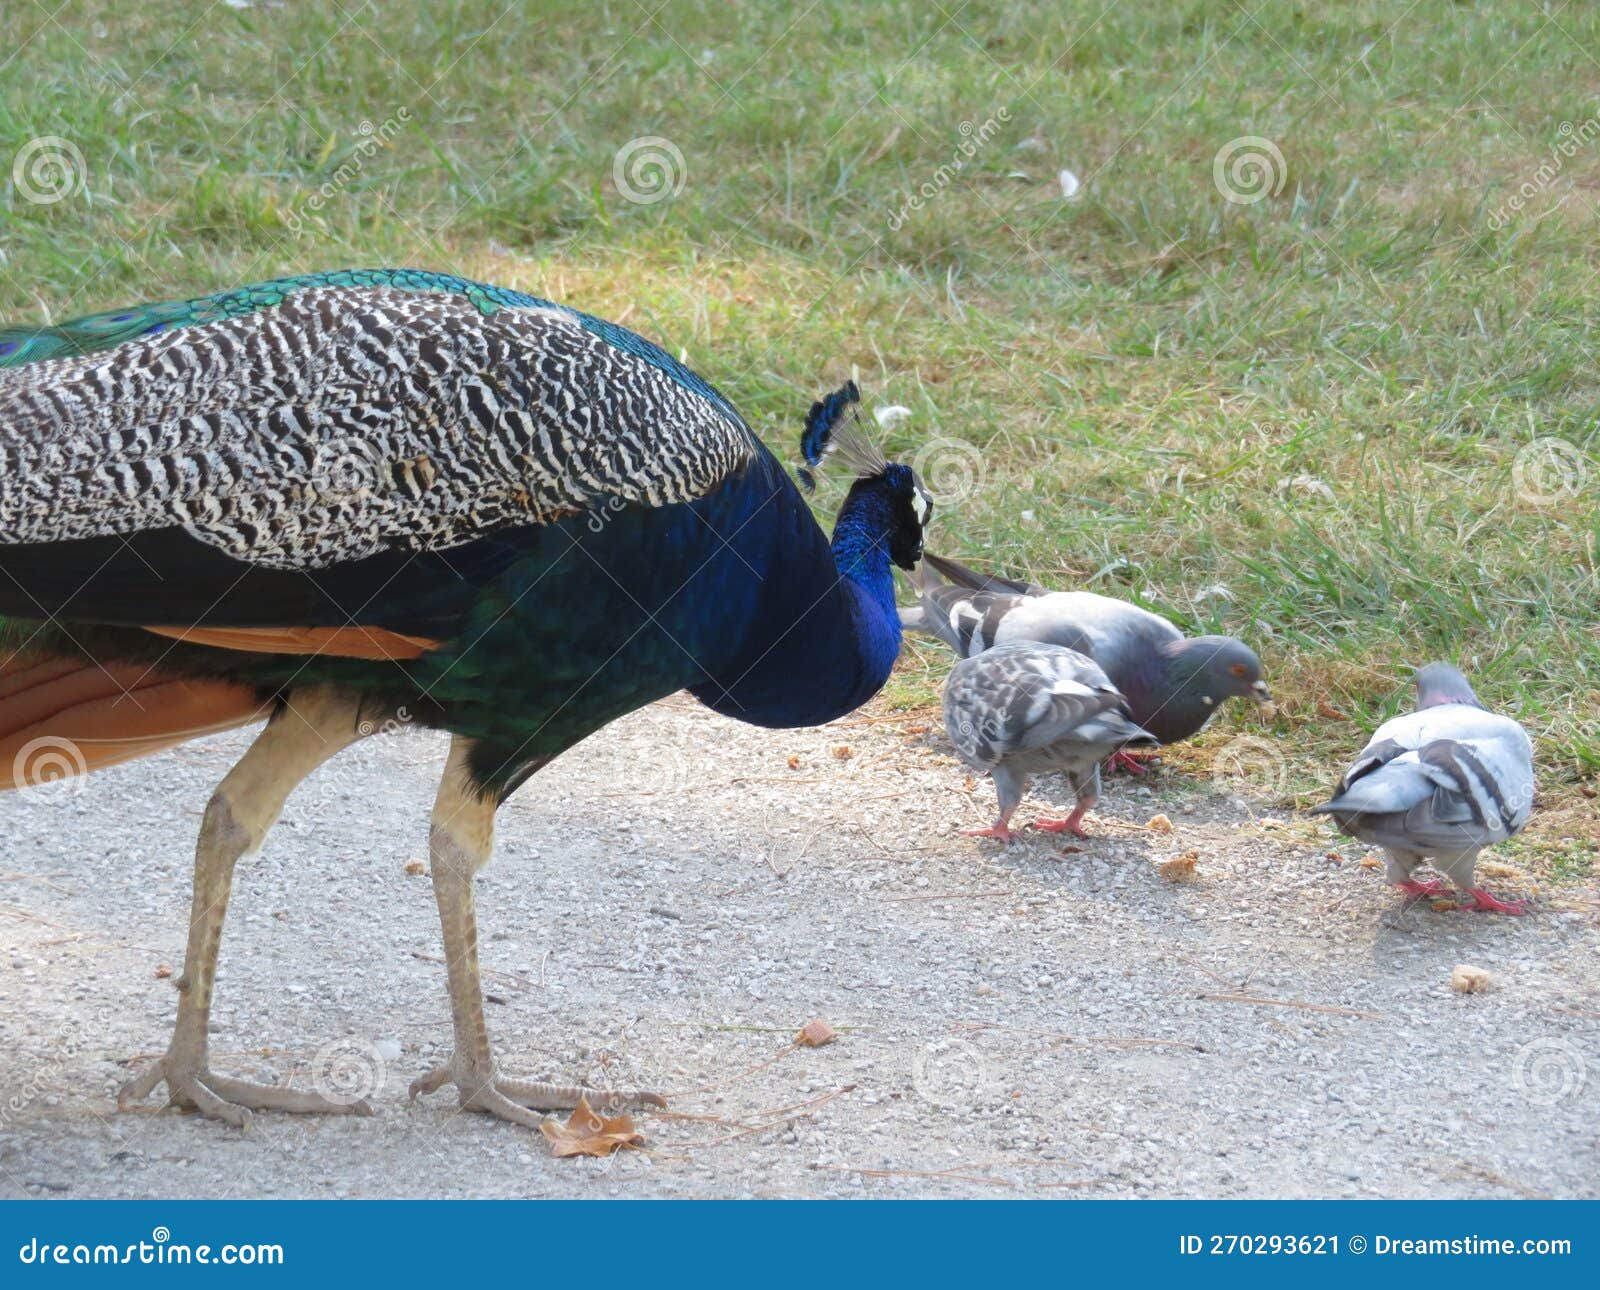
[{"left": 2, "top": 696, "right": 1596, "bottom": 1199}]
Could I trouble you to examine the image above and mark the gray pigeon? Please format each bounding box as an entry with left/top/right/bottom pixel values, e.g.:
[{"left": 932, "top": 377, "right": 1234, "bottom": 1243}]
[
  {"left": 944, "top": 641, "right": 1157, "bottom": 841},
  {"left": 1311, "top": 663, "right": 1533, "bottom": 915},
  {"left": 903, "top": 553, "right": 1269, "bottom": 769}
]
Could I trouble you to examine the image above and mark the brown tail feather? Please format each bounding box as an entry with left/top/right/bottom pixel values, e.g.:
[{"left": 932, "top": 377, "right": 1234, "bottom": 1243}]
[{"left": 0, "top": 653, "right": 268, "bottom": 791}]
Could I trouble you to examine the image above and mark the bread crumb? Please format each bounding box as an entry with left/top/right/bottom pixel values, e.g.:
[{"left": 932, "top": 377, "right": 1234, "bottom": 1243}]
[
  {"left": 1158, "top": 851, "right": 1199, "bottom": 882},
  {"left": 1358, "top": 853, "right": 1382, "bottom": 871},
  {"left": 831, "top": 744, "right": 854, "bottom": 760},
  {"left": 154, "top": 964, "right": 172, "bottom": 980},
  {"left": 797, "top": 1018, "right": 837, "bottom": 1047},
  {"left": 1477, "top": 860, "right": 1523, "bottom": 881},
  {"left": 404, "top": 859, "right": 427, "bottom": 876},
  {"left": 1146, "top": 813, "right": 1174, "bottom": 833},
  {"left": 1451, "top": 964, "right": 1492, "bottom": 994}
]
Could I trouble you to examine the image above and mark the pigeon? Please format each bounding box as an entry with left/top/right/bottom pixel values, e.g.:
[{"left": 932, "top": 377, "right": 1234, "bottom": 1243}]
[
  {"left": 902, "top": 552, "right": 1270, "bottom": 771},
  {"left": 943, "top": 641, "right": 1158, "bottom": 841},
  {"left": 1311, "top": 663, "right": 1534, "bottom": 915}
]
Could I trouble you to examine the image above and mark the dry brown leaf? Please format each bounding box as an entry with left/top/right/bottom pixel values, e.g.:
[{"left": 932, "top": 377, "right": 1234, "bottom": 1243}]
[
  {"left": 831, "top": 744, "right": 854, "bottom": 760},
  {"left": 1260, "top": 817, "right": 1287, "bottom": 830},
  {"left": 539, "top": 1095, "right": 645, "bottom": 1159},
  {"left": 1158, "top": 851, "right": 1199, "bottom": 882},
  {"left": 1317, "top": 699, "right": 1351, "bottom": 721},
  {"left": 1477, "top": 860, "right": 1523, "bottom": 881},
  {"left": 786, "top": 754, "right": 801, "bottom": 770},
  {"left": 403, "top": 859, "right": 427, "bottom": 876},
  {"left": 153, "top": 964, "right": 172, "bottom": 980},
  {"left": 903, "top": 723, "right": 928, "bottom": 735},
  {"left": 1146, "top": 813, "right": 1174, "bottom": 833},
  {"left": 1451, "top": 964, "right": 1492, "bottom": 994},
  {"left": 1358, "top": 853, "right": 1382, "bottom": 871},
  {"left": 797, "top": 1018, "right": 837, "bottom": 1047}
]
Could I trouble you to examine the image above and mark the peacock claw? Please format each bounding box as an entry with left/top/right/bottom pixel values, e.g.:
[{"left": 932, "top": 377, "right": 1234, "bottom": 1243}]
[
  {"left": 117, "top": 1053, "right": 373, "bottom": 1129},
  {"left": 408, "top": 1062, "right": 666, "bottom": 1126}
]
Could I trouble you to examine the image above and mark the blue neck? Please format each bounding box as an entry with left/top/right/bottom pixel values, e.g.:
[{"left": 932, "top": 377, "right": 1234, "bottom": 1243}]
[{"left": 830, "top": 484, "right": 903, "bottom": 691}]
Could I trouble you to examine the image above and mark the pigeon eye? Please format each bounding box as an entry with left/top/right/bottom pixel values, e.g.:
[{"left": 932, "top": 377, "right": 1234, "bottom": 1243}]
[{"left": 1229, "top": 664, "right": 1247, "bottom": 677}]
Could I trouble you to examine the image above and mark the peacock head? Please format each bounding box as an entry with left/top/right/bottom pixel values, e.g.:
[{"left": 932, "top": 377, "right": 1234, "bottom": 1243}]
[{"left": 798, "top": 380, "right": 932, "bottom": 571}]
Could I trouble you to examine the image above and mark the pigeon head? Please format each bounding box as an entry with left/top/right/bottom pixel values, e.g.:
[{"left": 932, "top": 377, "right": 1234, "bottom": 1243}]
[
  {"left": 1167, "top": 636, "right": 1270, "bottom": 706},
  {"left": 1413, "top": 662, "right": 1483, "bottom": 710}
]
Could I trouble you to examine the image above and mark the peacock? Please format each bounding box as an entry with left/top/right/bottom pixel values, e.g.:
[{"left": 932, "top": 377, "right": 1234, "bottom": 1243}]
[{"left": 0, "top": 268, "right": 932, "bottom": 1130}]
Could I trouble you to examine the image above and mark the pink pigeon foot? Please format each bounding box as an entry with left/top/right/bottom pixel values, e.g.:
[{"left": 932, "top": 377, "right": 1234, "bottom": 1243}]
[
  {"left": 1107, "top": 750, "right": 1154, "bottom": 777},
  {"left": 1031, "top": 807, "right": 1090, "bottom": 839},
  {"left": 963, "top": 822, "right": 1018, "bottom": 843},
  {"left": 1465, "top": 887, "right": 1525, "bottom": 916},
  {"left": 1395, "top": 878, "right": 1452, "bottom": 901}
]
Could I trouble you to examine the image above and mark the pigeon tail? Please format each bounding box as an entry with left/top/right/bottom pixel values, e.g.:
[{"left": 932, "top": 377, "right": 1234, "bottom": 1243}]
[
  {"left": 1312, "top": 761, "right": 1431, "bottom": 817},
  {"left": 921, "top": 552, "right": 1041, "bottom": 598}
]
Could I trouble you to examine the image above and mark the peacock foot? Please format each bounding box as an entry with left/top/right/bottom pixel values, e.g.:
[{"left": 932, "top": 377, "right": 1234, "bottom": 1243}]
[
  {"left": 118, "top": 1049, "right": 373, "bottom": 1129},
  {"left": 408, "top": 1060, "right": 666, "bottom": 1128}
]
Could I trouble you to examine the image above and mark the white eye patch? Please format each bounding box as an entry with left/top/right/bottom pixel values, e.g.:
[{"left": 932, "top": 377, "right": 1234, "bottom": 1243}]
[{"left": 910, "top": 489, "right": 931, "bottom": 525}]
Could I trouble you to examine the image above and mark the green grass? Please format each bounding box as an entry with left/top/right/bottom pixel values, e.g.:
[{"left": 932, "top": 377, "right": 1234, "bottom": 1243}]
[{"left": 2, "top": 1, "right": 1596, "bottom": 853}]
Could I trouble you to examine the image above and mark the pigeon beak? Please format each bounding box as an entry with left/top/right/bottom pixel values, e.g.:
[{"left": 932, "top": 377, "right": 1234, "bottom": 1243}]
[{"left": 1249, "top": 680, "right": 1275, "bottom": 717}]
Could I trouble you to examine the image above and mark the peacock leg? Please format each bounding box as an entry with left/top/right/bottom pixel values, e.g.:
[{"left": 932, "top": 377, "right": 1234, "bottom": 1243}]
[
  {"left": 408, "top": 737, "right": 665, "bottom": 1125},
  {"left": 119, "top": 688, "right": 374, "bottom": 1128}
]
